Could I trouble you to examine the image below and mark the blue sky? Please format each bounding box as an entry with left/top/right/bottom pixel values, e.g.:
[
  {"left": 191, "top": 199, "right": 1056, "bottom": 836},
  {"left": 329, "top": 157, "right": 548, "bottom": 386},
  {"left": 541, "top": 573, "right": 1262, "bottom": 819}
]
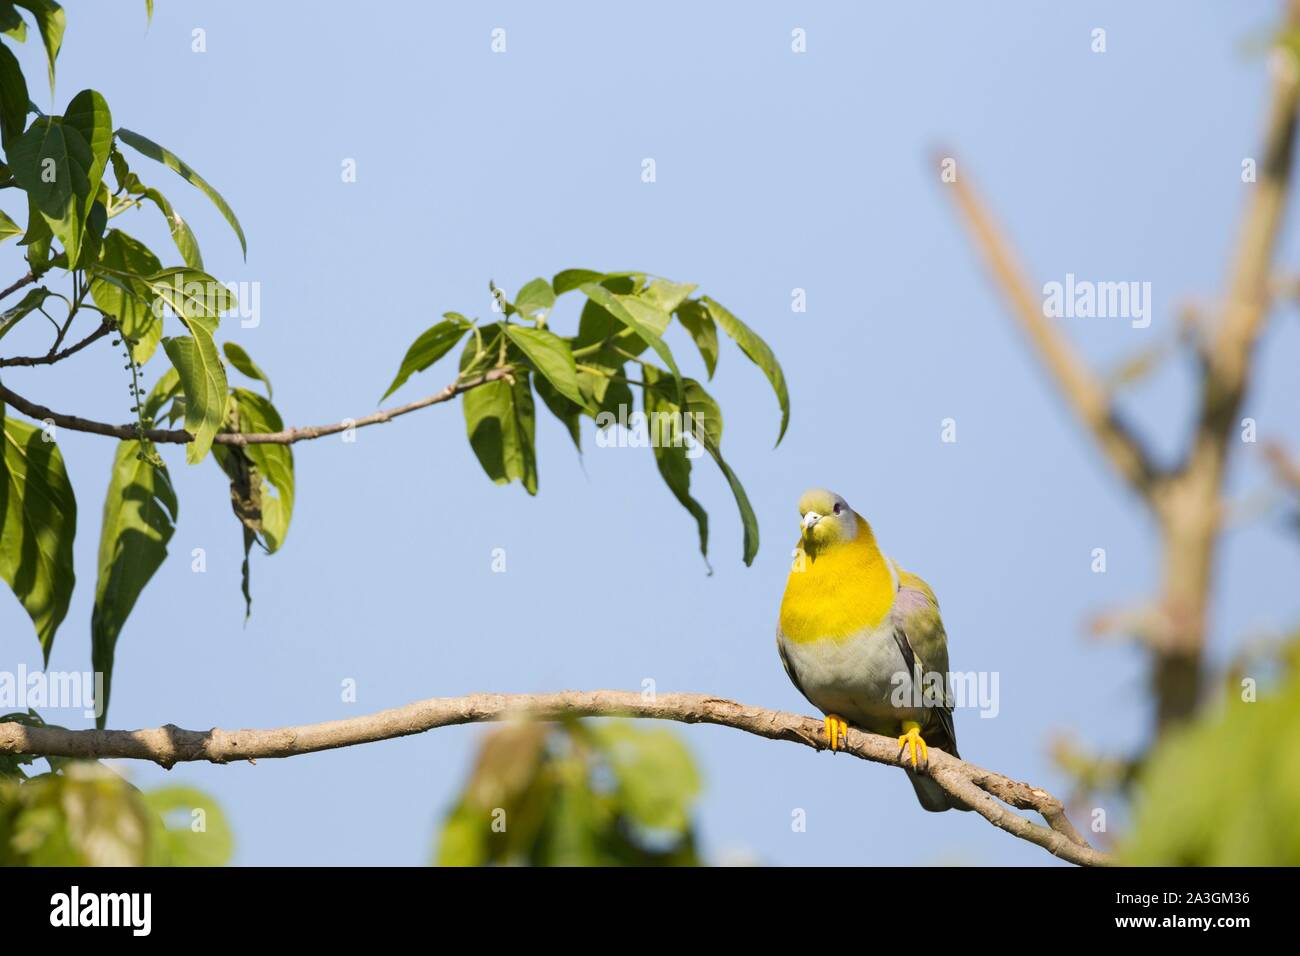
[{"left": 3, "top": 1, "right": 1299, "bottom": 865}]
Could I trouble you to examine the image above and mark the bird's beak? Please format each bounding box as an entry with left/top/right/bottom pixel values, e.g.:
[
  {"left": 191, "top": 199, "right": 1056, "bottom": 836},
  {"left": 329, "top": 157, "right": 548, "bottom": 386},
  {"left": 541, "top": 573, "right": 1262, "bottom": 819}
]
[{"left": 801, "top": 511, "right": 822, "bottom": 533}]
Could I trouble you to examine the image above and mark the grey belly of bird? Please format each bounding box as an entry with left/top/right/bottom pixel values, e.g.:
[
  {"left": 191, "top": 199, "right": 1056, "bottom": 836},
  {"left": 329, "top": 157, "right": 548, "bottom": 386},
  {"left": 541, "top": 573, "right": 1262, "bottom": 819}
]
[{"left": 778, "top": 625, "right": 926, "bottom": 735}]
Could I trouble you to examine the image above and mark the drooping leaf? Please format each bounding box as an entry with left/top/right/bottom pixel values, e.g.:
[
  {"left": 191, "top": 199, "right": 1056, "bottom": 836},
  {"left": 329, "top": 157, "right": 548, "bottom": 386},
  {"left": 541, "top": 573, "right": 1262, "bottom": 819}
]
[
  {"left": 214, "top": 388, "right": 293, "bottom": 553},
  {"left": 18, "top": 190, "right": 51, "bottom": 273},
  {"left": 700, "top": 430, "right": 758, "bottom": 566},
  {"left": 0, "top": 40, "right": 28, "bottom": 149},
  {"left": 89, "top": 228, "right": 162, "bottom": 362},
  {"left": 116, "top": 127, "right": 246, "bottom": 257},
  {"left": 382, "top": 315, "right": 470, "bottom": 400},
  {"left": 701, "top": 296, "right": 789, "bottom": 445},
  {"left": 674, "top": 299, "right": 718, "bottom": 379},
  {"left": 643, "top": 366, "right": 709, "bottom": 564},
  {"left": 12, "top": 0, "right": 63, "bottom": 93},
  {"left": 0, "top": 402, "right": 76, "bottom": 661},
  {"left": 91, "top": 440, "right": 176, "bottom": 728},
  {"left": 162, "top": 332, "right": 227, "bottom": 464},
  {"left": 504, "top": 325, "right": 584, "bottom": 406},
  {"left": 533, "top": 373, "right": 582, "bottom": 451},
  {"left": 463, "top": 372, "right": 537, "bottom": 495},
  {"left": 222, "top": 341, "right": 272, "bottom": 398},
  {"left": 142, "top": 185, "right": 202, "bottom": 269},
  {"left": 8, "top": 89, "right": 112, "bottom": 266}
]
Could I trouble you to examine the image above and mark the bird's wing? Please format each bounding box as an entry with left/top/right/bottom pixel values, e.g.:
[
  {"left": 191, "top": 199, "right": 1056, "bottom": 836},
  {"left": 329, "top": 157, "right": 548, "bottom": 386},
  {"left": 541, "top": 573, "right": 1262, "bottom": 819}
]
[
  {"left": 890, "top": 568, "right": 959, "bottom": 758},
  {"left": 776, "top": 630, "right": 811, "bottom": 705}
]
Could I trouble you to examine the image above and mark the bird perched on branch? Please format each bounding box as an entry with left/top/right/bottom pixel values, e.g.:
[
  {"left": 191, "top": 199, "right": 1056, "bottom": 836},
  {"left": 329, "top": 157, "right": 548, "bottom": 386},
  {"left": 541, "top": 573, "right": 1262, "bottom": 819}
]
[{"left": 777, "top": 488, "right": 967, "bottom": 811}]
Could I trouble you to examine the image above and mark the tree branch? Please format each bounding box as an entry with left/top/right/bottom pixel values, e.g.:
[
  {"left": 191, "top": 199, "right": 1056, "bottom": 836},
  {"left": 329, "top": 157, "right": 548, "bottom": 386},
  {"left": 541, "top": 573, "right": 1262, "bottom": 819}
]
[
  {"left": 940, "top": 160, "right": 1164, "bottom": 500},
  {"left": 0, "top": 272, "right": 35, "bottom": 302},
  {"left": 0, "top": 318, "right": 114, "bottom": 368},
  {"left": 0, "top": 367, "right": 512, "bottom": 446},
  {"left": 0, "top": 690, "right": 1109, "bottom": 867}
]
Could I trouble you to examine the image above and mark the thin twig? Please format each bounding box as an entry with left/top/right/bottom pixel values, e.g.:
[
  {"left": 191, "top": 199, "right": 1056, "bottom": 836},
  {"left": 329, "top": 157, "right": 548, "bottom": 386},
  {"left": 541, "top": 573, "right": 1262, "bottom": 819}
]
[
  {"left": 0, "top": 689, "right": 1109, "bottom": 867},
  {"left": 0, "top": 272, "right": 35, "bottom": 302},
  {"left": 0, "top": 318, "right": 114, "bottom": 368},
  {"left": 0, "top": 367, "right": 511, "bottom": 445}
]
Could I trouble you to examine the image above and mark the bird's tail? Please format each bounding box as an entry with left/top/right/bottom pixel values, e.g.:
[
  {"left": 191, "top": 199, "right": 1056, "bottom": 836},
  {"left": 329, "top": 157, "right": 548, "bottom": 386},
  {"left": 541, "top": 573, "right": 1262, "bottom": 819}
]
[{"left": 905, "top": 767, "right": 972, "bottom": 812}]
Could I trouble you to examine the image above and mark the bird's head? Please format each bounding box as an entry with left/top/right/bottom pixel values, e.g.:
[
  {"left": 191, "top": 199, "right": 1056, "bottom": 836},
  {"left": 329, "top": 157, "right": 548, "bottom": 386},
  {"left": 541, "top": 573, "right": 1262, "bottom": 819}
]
[{"left": 797, "top": 487, "right": 859, "bottom": 557}]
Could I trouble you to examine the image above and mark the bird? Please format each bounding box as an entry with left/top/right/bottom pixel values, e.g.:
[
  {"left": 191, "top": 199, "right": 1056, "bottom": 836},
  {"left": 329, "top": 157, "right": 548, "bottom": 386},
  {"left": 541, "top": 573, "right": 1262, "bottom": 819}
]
[{"left": 776, "top": 488, "right": 968, "bottom": 812}]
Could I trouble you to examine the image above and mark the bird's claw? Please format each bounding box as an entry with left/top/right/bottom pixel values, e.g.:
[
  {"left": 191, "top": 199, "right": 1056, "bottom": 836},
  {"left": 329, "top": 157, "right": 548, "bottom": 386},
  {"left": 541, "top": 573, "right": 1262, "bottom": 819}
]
[
  {"left": 822, "top": 714, "right": 848, "bottom": 752},
  {"left": 897, "top": 723, "right": 929, "bottom": 770}
]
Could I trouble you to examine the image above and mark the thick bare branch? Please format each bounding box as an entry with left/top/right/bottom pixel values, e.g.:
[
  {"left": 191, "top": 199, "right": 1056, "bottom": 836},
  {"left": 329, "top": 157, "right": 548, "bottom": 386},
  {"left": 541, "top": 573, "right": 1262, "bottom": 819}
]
[
  {"left": 941, "top": 162, "right": 1162, "bottom": 499},
  {"left": 0, "top": 367, "right": 511, "bottom": 446},
  {"left": 0, "top": 689, "right": 1109, "bottom": 867}
]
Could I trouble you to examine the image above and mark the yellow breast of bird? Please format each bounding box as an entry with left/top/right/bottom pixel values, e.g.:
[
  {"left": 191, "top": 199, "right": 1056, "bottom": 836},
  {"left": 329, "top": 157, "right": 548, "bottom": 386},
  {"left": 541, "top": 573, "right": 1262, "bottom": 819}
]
[{"left": 778, "top": 538, "right": 896, "bottom": 644}]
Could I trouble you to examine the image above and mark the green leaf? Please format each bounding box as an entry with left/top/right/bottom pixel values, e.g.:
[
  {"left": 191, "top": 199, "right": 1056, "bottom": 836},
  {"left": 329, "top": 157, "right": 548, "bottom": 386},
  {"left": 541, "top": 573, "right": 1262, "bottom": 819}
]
[
  {"left": 146, "top": 266, "right": 236, "bottom": 328},
  {"left": 700, "top": 430, "right": 758, "bottom": 566},
  {"left": 89, "top": 228, "right": 162, "bottom": 362},
  {"left": 222, "top": 341, "right": 272, "bottom": 398},
  {"left": 91, "top": 441, "right": 176, "bottom": 728},
  {"left": 513, "top": 277, "right": 556, "bottom": 320},
  {"left": 642, "top": 278, "right": 697, "bottom": 314},
  {"left": 116, "top": 127, "right": 247, "bottom": 258},
  {"left": 1122, "top": 667, "right": 1300, "bottom": 865},
  {"left": 215, "top": 388, "right": 293, "bottom": 553},
  {"left": 674, "top": 299, "right": 718, "bottom": 379},
  {"left": 162, "top": 331, "right": 227, "bottom": 464},
  {"left": 18, "top": 190, "right": 51, "bottom": 272},
  {"left": 0, "top": 286, "right": 49, "bottom": 342},
  {"left": 0, "top": 402, "right": 76, "bottom": 661},
  {"left": 0, "top": 209, "right": 20, "bottom": 243},
  {"left": 463, "top": 373, "right": 538, "bottom": 494},
  {"left": 533, "top": 373, "right": 582, "bottom": 451},
  {"left": 0, "top": 762, "right": 152, "bottom": 866},
  {"left": 701, "top": 296, "right": 789, "bottom": 445},
  {"left": 143, "top": 0, "right": 153, "bottom": 26},
  {"left": 504, "top": 325, "right": 584, "bottom": 406},
  {"left": 8, "top": 89, "right": 113, "bottom": 266},
  {"left": 0, "top": 3, "right": 28, "bottom": 41},
  {"left": 381, "top": 315, "right": 469, "bottom": 401},
  {"left": 12, "top": 0, "right": 63, "bottom": 93},
  {"left": 643, "top": 367, "right": 709, "bottom": 564},
  {"left": 580, "top": 282, "right": 683, "bottom": 402},
  {"left": 144, "top": 785, "right": 233, "bottom": 866},
  {"left": 591, "top": 721, "right": 701, "bottom": 833},
  {"left": 141, "top": 366, "right": 182, "bottom": 426},
  {"left": 0, "top": 40, "right": 28, "bottom": 149},
  {"left": 552, "top": 268, "right": 603, "bottom": 296},
  {"left": 142, "top": 186, "right": 202, "bottom": 269}
]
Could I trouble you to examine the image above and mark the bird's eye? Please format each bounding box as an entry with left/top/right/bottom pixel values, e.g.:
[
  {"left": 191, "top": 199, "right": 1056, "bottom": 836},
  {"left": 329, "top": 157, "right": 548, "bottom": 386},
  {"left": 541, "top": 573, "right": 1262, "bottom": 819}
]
[{"left": 833, "top": 503, "right": 842, "bottom": 515}]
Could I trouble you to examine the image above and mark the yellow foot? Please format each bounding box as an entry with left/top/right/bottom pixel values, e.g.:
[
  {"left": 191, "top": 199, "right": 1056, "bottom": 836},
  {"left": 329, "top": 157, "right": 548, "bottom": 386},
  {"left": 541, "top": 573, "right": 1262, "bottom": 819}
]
[
  {"left": 896, "top": 722, "right": 929, "bottom": 770},
  {"left": 822, "top": 714, "right": 848, "bottom": 751}
]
